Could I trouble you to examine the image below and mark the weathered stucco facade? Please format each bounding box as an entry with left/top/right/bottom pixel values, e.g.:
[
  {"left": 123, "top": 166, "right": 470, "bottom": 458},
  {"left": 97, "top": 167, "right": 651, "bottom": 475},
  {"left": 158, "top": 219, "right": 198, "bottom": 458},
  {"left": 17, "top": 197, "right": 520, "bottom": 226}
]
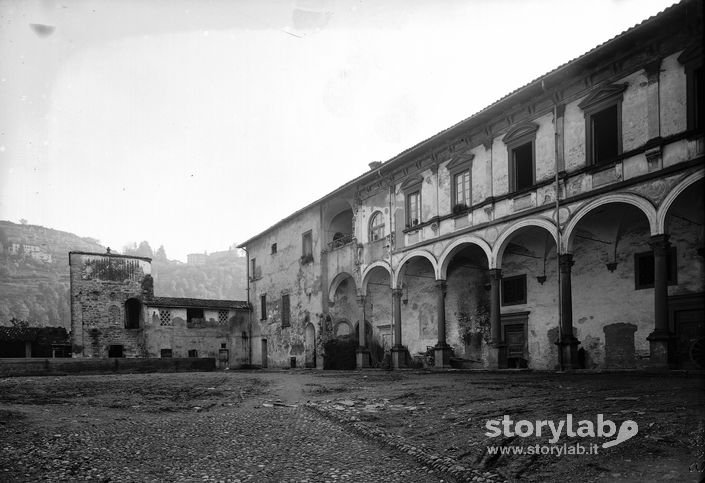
[
  {"left": 69, "top": 251, "right": 250, "bottom": 365},
  {"left": 239, "top": 1, "right": 704, "bottom": 371}
]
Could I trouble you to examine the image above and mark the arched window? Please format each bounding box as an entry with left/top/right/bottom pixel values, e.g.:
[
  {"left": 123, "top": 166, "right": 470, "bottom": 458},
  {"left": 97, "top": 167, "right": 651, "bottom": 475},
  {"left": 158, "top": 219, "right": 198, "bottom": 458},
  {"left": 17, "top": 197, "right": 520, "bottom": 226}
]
[
  {"left": 124, "top": 298, "right": 142, "bottom": 329},
  {"left": 369, "top": 211, "right": 385, "bottom": 242}
]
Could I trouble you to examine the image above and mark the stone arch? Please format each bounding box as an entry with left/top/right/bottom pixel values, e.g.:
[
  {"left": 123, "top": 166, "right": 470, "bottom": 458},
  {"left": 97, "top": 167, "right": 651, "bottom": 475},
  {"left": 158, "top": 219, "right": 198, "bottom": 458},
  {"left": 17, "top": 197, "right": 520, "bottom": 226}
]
[
  {"left": 361, "top": 261, "right": 392, "bottom": 294},
  {"left": 334, "top": 319, "right": 353, "bottom": 338},
  {"left": 657, "top": 170, "right": 705, "bottom": 234},
  {"left": 439, "top": 236, "right": 492, "bottom": 278},
  {"left": 393, "top": 250, "right": 439, "bottom": 287},
  {"left": 563, "top": 193, "right": 657, "bottom": 252},
  {"left": 328, "top": 271, "right": 357, "bottom": 303},
  {"left": 124, "top": 298, "right": 142, "bottom": 329},
  {"left": 492, "top": 218, "right": 558, "bottom": 269}
]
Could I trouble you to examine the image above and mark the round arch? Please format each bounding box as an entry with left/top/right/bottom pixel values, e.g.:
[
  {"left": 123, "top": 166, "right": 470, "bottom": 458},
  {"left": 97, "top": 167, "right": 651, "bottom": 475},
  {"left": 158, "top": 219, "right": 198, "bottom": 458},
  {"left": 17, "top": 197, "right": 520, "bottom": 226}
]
[
  {"left": 438, "top": 235, "right": 492, "bottom": 279},
  {"left": 328, "top": 271, "right": 357, "bottom": 303},
  {"left": 333, "top": 319, "right": 353, "bottom": 338},
  {"left": 656, "top": 170, "right": 705, "bottom": 234},
  {"left": 563, "top": 193, "right": 657, "bottom": 252},
  {"left": 361, "top": 261, "right": 392, "bottom": 294},
  {"left": 392, "top": 249, "right": 439, "bottom": 288},
  {"left": 492, "top": 218, "right": 558, "bottom": 269}
]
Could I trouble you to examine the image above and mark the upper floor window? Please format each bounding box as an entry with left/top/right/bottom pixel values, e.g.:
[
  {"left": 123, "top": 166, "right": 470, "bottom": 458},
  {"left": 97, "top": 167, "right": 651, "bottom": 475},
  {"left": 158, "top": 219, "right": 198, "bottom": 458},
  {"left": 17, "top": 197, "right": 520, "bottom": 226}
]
[
  {"left": 271, "top": 243, "right": 277, "bottom": 254},
  {"left": 501, "top": 274, "right": 527, "bottom": 306},
  {"left": 281, "top": 294, "right": 291, "bottom": 327},
  {"left": 578, "top": 84, "right": 626, "bottom": 166},
  {"left": 503, "top": 122, "right": 538, "bottom": 193},
  {"left": 679, "top": 45, "right": 704, "bottom": 131},
  {"left": 634, "top": 248, "right": 677, "bottom": 290},
  {"left": 369, "top": 211, "right": 385, "bottom": 242},
  {"left": 260, "top": 294, "right": 267, "bottom": 320},
  {"left": 301, "top": 231, "right": 313, "bottom": 263},
  {"left": 447, "top": 153, "right": 474, "bottom": 214},
  {"left": 251, "top": 258, "right": 257, "bottom": 279},
  {"left": 401, "top": 175, "right": 423, "bottom": 228}
]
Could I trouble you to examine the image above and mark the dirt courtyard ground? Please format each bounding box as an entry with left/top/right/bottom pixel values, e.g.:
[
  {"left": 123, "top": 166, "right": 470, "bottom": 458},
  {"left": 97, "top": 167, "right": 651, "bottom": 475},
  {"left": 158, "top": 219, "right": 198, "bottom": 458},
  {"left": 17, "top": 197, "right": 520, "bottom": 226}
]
[{"left": 1, "top": 369, "right": 703, "bottom": 482}]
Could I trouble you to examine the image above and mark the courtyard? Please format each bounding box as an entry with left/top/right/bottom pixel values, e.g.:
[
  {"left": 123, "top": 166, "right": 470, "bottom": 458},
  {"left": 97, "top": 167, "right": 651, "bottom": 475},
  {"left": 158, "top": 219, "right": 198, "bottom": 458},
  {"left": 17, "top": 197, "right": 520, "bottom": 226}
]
[{"left": 0, "top": 369, "right": 703, "bottom": 482}]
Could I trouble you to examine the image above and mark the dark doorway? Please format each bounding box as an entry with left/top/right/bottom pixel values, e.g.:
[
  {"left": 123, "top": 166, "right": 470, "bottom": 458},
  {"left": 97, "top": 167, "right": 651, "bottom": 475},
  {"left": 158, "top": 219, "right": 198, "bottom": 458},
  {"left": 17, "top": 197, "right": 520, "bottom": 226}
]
[
  {"left": 124, "top": 299, "right": 142, "bottom": 329},
  {"left": 108, "top": 344, "right": 124, "bottom": 357}
]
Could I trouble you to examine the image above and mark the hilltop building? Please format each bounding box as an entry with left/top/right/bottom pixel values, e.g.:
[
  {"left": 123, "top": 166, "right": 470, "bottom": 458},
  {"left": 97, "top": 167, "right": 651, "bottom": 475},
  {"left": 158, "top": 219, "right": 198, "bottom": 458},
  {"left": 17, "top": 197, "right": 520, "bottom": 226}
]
[
  {"left": 238, "top": 0, "right": 704, "bottom": 371},
  {"left": 69, "top": 251, "right": 250, "bottom": 366}
]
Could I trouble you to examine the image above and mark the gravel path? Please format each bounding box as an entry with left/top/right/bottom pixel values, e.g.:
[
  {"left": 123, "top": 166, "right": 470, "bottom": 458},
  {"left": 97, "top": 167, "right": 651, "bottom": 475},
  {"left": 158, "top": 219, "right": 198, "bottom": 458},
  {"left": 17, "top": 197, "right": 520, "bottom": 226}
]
[{"left": 2, "top": 401, "right": 445, "bottom": 482}]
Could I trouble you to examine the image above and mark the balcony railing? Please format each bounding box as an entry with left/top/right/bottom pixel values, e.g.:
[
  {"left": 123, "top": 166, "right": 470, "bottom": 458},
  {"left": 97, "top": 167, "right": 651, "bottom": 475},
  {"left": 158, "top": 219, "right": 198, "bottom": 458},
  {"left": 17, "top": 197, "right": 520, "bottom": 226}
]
[{"left": 328, "top": 233, "right": 353, "bottom": 250}]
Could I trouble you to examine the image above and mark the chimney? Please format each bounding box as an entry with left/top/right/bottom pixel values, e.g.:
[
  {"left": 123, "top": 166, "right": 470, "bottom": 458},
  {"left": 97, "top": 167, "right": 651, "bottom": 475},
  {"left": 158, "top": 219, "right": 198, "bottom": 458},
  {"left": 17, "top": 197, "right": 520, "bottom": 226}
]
[{"left": 368, "top": 161, "right": 382, "bottom": 170}]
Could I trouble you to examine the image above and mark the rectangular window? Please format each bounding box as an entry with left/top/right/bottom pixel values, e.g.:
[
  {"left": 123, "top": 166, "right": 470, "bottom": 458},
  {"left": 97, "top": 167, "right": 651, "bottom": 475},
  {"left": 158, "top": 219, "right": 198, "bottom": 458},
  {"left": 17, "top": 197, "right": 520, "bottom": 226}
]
[
  {"left": 271, "top": 243, "right": 277, "bottom": 254},
  {"left": 511, "top": 142, "right": 534, "bottom": 192},
  {"left": 406, "top": 190, "right": 420, "bottom": 227},
  {"left": 187, "top": 308, "right": 204, "bottom": 324},
  {"left": 260, "top": 294, "right": 267, "bottom": 320},
  {"left": 160, "top": 349, "right": 173, "bottom": 358},
  {"left": 108, "top": 344, "right": 124, "bottom": 358},
  {"left": 251, "top": 258, "right": 257, "bottom": 279},
  {"left": 281, "top": 294, "right": 290, "bottom": 327},
  {"left": 454, "top": 170, "right": 470, "bottom": 211},
  {"left": 690, "top": 66, "right": 703, "bottom": 131},
  {"left": 634, "top": 248, "right": 677, "bottom": 290},
  {"left": 501, "top": 274, "right": 527, "bottom": 306},
  {"left": 188, "top": 349, "right": 198, "bottom": 358},
  {"left": 301, "top": 231, "right": 313, "bottom": 263},
  {"left": 159, "top": 309, "right": 172, "bottom": 327},
  {"left": 590, "top": 104, "right": 619, "bottom": 164},
  {"left": 217, "top": 310, "right": 229, "bottom": 325}
]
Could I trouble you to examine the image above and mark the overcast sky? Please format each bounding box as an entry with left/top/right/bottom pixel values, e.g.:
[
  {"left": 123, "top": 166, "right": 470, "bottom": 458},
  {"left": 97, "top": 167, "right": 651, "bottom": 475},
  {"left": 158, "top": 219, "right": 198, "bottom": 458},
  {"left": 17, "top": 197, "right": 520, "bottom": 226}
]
[{"left": 0, "top": 0, "right": 678, "bottom": 261}]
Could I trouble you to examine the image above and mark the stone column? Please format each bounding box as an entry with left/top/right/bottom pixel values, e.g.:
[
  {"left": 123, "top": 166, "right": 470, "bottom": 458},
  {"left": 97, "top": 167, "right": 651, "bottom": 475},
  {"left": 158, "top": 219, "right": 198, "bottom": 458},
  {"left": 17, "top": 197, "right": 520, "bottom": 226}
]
[
  {"left": 356, "top": 295, "right": 370, "bottom": 369},
  {"left": 487, "top": 268, "right": 504, "bottom": 369},
  {"left": 647, "top": 234, "right": 672, "bottom": 367},
  {"left": 557, "top": 254, "right": 580, "bottom": 370},
  {"left": 434, "top": 280, "right": 452, "bottom": 368},
  {"left": 391, "top": 288, "right": 405, "bottom": 369}
]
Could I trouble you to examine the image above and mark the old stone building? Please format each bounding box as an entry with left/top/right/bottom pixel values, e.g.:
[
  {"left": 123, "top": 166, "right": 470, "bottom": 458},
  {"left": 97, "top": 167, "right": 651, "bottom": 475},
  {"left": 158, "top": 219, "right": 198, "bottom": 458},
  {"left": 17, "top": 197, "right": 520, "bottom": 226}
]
[
  {"left": 239, "top": 0, "right": 704, "bottom": 371},
  {"left": 69, "top": 251, "right": 250, "bottom": 365}
]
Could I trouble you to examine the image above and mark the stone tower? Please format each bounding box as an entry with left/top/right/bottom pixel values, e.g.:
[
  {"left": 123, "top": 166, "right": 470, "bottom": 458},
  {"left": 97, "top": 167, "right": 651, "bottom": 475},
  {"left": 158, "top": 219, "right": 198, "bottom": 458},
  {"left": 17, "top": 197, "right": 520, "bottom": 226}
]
[{"left": 69, "top": 250, "right": 153, "bottom": 357}]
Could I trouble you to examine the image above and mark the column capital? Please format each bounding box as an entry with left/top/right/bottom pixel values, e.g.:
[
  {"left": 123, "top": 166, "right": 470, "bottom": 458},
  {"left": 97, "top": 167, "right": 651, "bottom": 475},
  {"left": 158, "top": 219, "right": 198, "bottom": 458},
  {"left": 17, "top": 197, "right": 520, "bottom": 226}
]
[
  {"left": 356, "top": 295, "right": 366, "bottom": 306},
  {"left": 392, "top": 288, "right": 404, "bottom": 298},
  {"left": 559, "top": 253, "right": 574, "bottom": 270},
  {"left": 489, "top": 268, "right": 502, "bottom": 280},
  {"left": 649, "top": 233, "right": 670, "bottom": 249},
  {"left": 435, "top": 280, "right": 447, "bottom": 295}
]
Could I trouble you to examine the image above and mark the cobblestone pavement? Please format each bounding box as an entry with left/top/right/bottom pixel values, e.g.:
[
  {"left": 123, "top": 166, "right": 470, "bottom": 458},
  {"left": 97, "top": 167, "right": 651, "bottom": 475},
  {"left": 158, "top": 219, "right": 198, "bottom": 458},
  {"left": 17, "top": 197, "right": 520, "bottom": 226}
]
[{"left": 0, "top": 374, "right": 452, "bottom": 482}]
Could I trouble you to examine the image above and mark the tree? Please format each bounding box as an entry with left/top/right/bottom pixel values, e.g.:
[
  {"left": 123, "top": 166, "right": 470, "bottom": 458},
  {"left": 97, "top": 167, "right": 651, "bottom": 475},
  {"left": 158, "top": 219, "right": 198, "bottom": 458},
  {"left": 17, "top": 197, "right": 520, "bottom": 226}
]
[
  {"left": 155, "top": 245, "right": 167, "bottom": 260},
  {"left": 136, "top": 241, "right": 153, "bottom": 258},
  {"left": 19, "top": 218, "right": 28, "bottom": 225}
]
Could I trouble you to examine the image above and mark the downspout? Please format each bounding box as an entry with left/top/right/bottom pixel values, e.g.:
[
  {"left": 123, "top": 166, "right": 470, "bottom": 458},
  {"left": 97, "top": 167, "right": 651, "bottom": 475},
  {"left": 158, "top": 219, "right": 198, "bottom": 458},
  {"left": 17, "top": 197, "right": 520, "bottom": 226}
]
[
  {"left": 553, "top": 102, "right": 564, "bottom": 372},
  {"left": 388, "top": 178, "right": 395, "bottom": 347},
  {"left": 242, "top": 246, "right": 253, "bottom": 367}
]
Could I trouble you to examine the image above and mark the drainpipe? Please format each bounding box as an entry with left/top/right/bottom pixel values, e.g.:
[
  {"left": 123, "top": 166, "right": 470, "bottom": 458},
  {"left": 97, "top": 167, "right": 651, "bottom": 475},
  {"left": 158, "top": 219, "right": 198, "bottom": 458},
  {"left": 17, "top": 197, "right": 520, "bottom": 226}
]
[
  {"left": 553, "top": 102, "right": 564, "bottom": 372},
  {"left": 241, "top": 246, "right": 253, "bottom": 367}
]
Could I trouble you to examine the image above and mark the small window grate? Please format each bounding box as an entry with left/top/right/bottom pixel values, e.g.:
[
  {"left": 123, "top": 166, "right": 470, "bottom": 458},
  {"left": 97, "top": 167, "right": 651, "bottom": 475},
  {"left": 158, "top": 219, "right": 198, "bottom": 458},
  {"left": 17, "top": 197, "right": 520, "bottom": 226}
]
[
  {"left": 218, "top": 310, "right": 229, "bottom": 325},
  {"left": 159, "top": 309, "right": 172, "bottom": 326}
]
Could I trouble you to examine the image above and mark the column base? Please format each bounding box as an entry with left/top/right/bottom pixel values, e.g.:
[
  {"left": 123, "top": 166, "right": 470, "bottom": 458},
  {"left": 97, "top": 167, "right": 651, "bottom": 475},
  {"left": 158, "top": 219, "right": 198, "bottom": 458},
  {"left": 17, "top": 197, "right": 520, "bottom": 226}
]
[
  {"left": 356, "top": 348, "right": 371, "bottom": 369},
  {"left": 391, "top": 345, "right": 406, "bottom": 369},
  {"left": 434, "top": 344, "right": 453, "bottom": 368},
  {"left": 647, "top": 330, "right": 673, "bottom": 368},
  {"left": 556, "top": 336, "right": 581, "bottom": 370},
  {"left": 487, "top": 342, "right": 506, "bottom": 369}
]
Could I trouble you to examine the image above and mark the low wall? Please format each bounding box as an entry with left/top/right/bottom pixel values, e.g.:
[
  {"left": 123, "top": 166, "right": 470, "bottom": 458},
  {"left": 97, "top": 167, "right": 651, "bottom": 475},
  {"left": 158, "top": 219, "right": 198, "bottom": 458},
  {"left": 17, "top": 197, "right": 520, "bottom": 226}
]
[{"left": 0, "top": 357, "right": 216, "bottom": 377}]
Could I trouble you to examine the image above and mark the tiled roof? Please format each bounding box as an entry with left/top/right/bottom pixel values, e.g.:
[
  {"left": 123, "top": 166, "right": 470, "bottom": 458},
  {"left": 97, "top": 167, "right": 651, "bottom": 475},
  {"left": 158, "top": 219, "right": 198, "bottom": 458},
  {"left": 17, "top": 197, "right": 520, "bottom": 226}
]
[
  {"left": 148, "top": 297, "right": 250, "bottom": 310},
  {"left": 238, "top": 0, "right": 690, "bottom": 247}
]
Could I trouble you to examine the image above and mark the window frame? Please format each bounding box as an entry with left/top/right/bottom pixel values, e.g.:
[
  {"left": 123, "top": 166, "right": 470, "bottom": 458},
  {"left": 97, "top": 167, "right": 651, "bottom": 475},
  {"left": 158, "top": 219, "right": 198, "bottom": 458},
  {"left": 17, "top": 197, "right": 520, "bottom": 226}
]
[
  {"left": 503, "top": 122, "right": 538, "bottom": 194},
  {"left": 281, "top": 294, "right": 290, "bottom": 328},
  {"left": 578, "top": 84, "right": 627, "bottom": 167},
  {"left": 679, "top": 45, "right": 704, "bottom": 132},
  {"left": 634, "top": 247, "right": 678, "bottom": 290},
  {"left": 447, "top": 153, "right": 474, "bottom": 214},
  {"left": 260, "top": 294, "right": 267, "bottom": 320},
  {"left": 501, "top": 274, "right": 528, "bottom": 306},
  {"left": 369, "top": 211, "right": 385, "bottom": 242},
  {"left": 301, "top": 230, "right": 313, "bottom": 263},
  {"left": 271, "top": 243, "right": 277, "bottom": 255},
  {"left": 401, "top": 175, "right": 424, "bottom": 229}
]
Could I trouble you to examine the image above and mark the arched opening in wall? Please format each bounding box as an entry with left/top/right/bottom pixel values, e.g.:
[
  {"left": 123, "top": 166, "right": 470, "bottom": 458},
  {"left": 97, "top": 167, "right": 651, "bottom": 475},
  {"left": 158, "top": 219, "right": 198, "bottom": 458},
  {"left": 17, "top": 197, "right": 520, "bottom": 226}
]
[
  {"left": 329, "top": 209, "right": 354, "bottom": 250},
  {"left": 497, "top": 227, "right": 557, "bottom": 369},
  {"left": 398, "top": 255, "right": 436, "bottom": 358},
  {"left": 325, "top": 274, "right": 358, "bottom": 370},
  {"left": 363, "top": 265, "right": 392, "bottom": 364},
  {"left": 664, "top": 179, "right": 704, "bottom": 369},
  {"left": 570, "top": 203, "right": 651, "bottom": 370},
  {"left": 124, "top": 298, "right": 142, "bottom": 329},
  {"left": 443, "top": 244, "right": 490, "bottom": 363}
]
